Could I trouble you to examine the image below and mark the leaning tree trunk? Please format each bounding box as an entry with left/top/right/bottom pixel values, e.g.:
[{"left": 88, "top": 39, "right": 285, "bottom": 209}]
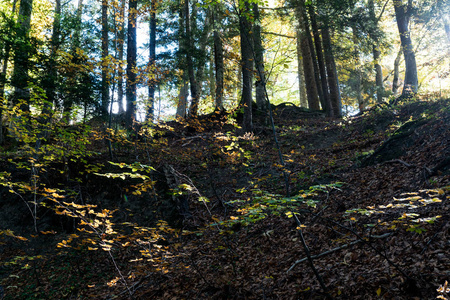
[
  {"left": 394, "top": 0, "right": 418, "bottom": 96},
  {"left": 125, "top": 0, "right": 137, "bottom": 129}
]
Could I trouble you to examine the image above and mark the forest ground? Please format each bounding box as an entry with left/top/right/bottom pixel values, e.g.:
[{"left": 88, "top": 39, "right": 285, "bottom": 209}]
[{"left": 0, "top": 98, "right": 449, "bottom": 299}]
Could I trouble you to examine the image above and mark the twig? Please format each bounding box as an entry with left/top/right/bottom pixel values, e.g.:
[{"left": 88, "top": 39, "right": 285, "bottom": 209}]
[
  {"left": 383, "top": 159, "right": 432, "bottom": 174},
  {"left": 292, "top": 213, "right": 333, "bottom": 299},
  {"left": 287, "top": 232, "right": 393, "bottom": 273}
]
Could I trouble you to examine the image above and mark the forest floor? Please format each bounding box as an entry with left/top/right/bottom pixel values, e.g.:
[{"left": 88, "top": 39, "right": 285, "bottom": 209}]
[{"left": 0, "top": 98, "right": 449, "bottom": 299}]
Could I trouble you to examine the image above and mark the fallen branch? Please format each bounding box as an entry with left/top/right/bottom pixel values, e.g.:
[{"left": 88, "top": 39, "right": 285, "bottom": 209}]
[
  {"left": 383, "top": 159, "right": 432, "bottom": 174},
  {"left": 287, "top": 232, "right": 393, "bottom": 273}
]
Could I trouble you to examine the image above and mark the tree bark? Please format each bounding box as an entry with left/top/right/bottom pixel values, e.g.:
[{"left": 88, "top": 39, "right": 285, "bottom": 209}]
[
  {"left": 308, "top": 3, "right": 331, "bottom": 115},
  {"left": 213, "top": 9, "right": 224, "bottom": 111},
  {"left": 297, "top": 0, "right": 321, "bottom": 110},
  {"left": 253, "top": 3, "right": 267, "bottom": 113},
  {"left": 0, "top": 0, "right": 18, "bottom": 145},
  {"left": 117, "top": 0, "right": 126, "bottom": 115},
  {"left": 147, "top": 0, "right": 156, "bottom": 122},
  {"left": 352, "top": 26, "right": 364, "bottom": 112},
  {"left": 322, "top": 25, "right": 342, "bottom": 117},
  {"left": 296, "top": 2, "right": 319, "bottom": 110},
  {"left": 392, "top": 48, "right": 402, "bottom": 95},
  {"left": 184, "top": 0, "right": 199, "bottom": 117},
  {"left": 296, "top": 29, "right": 307, "bottom": 108},
  {"left": 11, "top": 0, "right": 33, "bottom": 113},
  {"left": 125, "top": 0, "right": 137, "bottom": 128},
  {"left": 101, "top": 0, "right": 109, "bottom": 117},
  {"left": 368, "top": 0, "right": 384, "bottom": 103},
  {"left": 394, "top": 0, "right": 418, "bottom": 96},
  {"left": 239, "top": 0, "right": 253, "bottom": 132}
]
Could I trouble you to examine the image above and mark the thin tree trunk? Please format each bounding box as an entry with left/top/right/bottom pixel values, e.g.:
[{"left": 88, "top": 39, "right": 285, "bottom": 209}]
[
  {"left": 147, "top": 0, "right": 156, "bottom": 122},
  {"left": 352, "top": 27, "right": 364, "bottom": 112},
  {"left": 253, "top": 3, "right": 266, "bottom": 113},
  {"left": 296, "top": 29, "right": 307, "bottom": 108},
  {"left": 239, "top": 0, "right": 253, "bottom": 132},
  {"left": 308, "top": 3, "right": 331, "bottom": 115},
  {"left": 101, "top": 0, "right": 109, "bottom": 116},
  {"left": 125, "top": 0, "right": 137, "bottom": 128},
  {"left": 176, "top": 74, "right": 188, "bottom": 118},
  {"left": 213, "top": 12, "right": 224, "bottom": 111},
  {"left": 369, "top": 0, "right": 384, "bottom": 103},
  {"left": 394, "top": 0, "right": 418, "bottom": 96},
  {"left": 322, "top": 25, "right": 342, "bottom": 117},
  {"left": 117, "top": 0, "right": 125, "bottom": 115}
]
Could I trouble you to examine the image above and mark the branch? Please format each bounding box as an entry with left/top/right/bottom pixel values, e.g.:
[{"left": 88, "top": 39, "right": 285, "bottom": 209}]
[
  {"left": 261, "top": 31, "right": 295, "bottom": 39},
  {"left": 287, "top": 232, "right": 393, "bottom": 273}
]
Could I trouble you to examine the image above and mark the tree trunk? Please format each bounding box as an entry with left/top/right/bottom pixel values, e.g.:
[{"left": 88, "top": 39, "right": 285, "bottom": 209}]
[
  {"left": 147, "top": 0, "right": 156, "bottom": 122},
  {"left": 176, "top": 74, "right": 188, "bottom": 118},
  {"left": 239, "top": 0, "right": 253, "bottom": 132},
  {"left": 253, "top": 3, "right": 266, "bottom": 113},
  {"left": 394, "top": 0, "right": 418, "bottom": 96},
  {"left": 392, "top": 48, "right": 402, "bottom": 95},
  {"left": 295, "top": 2, "right": 319, "bottom": 110},
  {"left": 322, "top": 25, "right": 342, "bottom": 117},
  {"left": 0, "top": 0, "right": 18, "bottom": 145},
  {"left": 101, "top": 0, "right": 109, "bottom": 117},
  {"left": 298, "top": 0, "right": 321, "bottom": 110},
  {"left": 125, "top": 0, "right": 137, "bottom": 128},
  {"left": 296, "top": 29, "right": 307, "bottom": 108},
  {"left": 116, "top": 0, "right": 125, "bottom": 115},
  {"left": 308, "top": 3, "right": 331, "bottom": 115},
  {"left": 184, "top": 0, "right": 199, "bottom": 117},
  {"left": 213, "top": 12, "right": 224, "bottom": 111},
  {"left": 352, "top": 26, "right": 364, "bottom": 112},
  {"left": 11, "top": 0, "right": 33, "bottom": 113},
  {"left": 368, "top": 0, "right": 384, "bottom": 103}
]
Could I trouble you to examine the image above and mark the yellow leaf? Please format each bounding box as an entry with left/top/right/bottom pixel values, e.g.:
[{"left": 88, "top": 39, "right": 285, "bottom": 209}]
[{"left": 376, "top": 287, "right": 382, "bottom": 296}]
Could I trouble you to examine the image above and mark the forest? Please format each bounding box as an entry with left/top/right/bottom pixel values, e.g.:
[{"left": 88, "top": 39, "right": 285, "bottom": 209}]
[{"left": 0, "top": 0, "right": 449, "bottom": 298}]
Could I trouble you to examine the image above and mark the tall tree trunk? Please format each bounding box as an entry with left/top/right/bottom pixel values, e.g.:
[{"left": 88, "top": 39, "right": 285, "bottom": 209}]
[
  {"left": 0, "top": 0, "right": 18, "bottom": 145},
  {"left": 352, "top": 27, "right": 364, "bottom": 112},
  {"left": 184, "top": 0, "right": 199, "bottom": 117},
  {"left": 253, "top": 3, "right": 266, "bottom": 113},
  {"left": 392, "top": 48, "right": 402, "bottom": 95},
  {"left": 147, "top": 0, "right": 156, "bottom": 122},
  {"left": 101, "top": 0, "right": 109, "bottom": 117},
  {"left": 394, "top": 0, "right": 418, "bottom": 96},
  {"left": 176, "top": 4, "right": 187, "bottom": 118},
  {"left": 298, "top": 0, "right": 321, "bottom": 110},
  {"left": 295, "top": 3, "right": 319, "bottom": 110},
  {"left": 296, "top": 29, "right": 307, "bottom": 108},
  {"left": 239, "top": 0, "right": 253, "bottom": 132},
  {"left": 308, "top": 3, "right": 331, "bottom": 115},
  {"left": 125, "top": 0, "right": 137, "bottom": 128},
  {"left": 11, "top": 0, "right": 33, "bottom": 113},
  {"left": 369, "top": 0, "right": 384, "bottom": 103},
  {"left": 322, "top": 25, "right": 342, "bottom": 117},
  {"left": 116, "top": 0, "right": 126, "bottom": 114},
  {"left": 213, "top": 8, "right": 224, "bottom": 111}
]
